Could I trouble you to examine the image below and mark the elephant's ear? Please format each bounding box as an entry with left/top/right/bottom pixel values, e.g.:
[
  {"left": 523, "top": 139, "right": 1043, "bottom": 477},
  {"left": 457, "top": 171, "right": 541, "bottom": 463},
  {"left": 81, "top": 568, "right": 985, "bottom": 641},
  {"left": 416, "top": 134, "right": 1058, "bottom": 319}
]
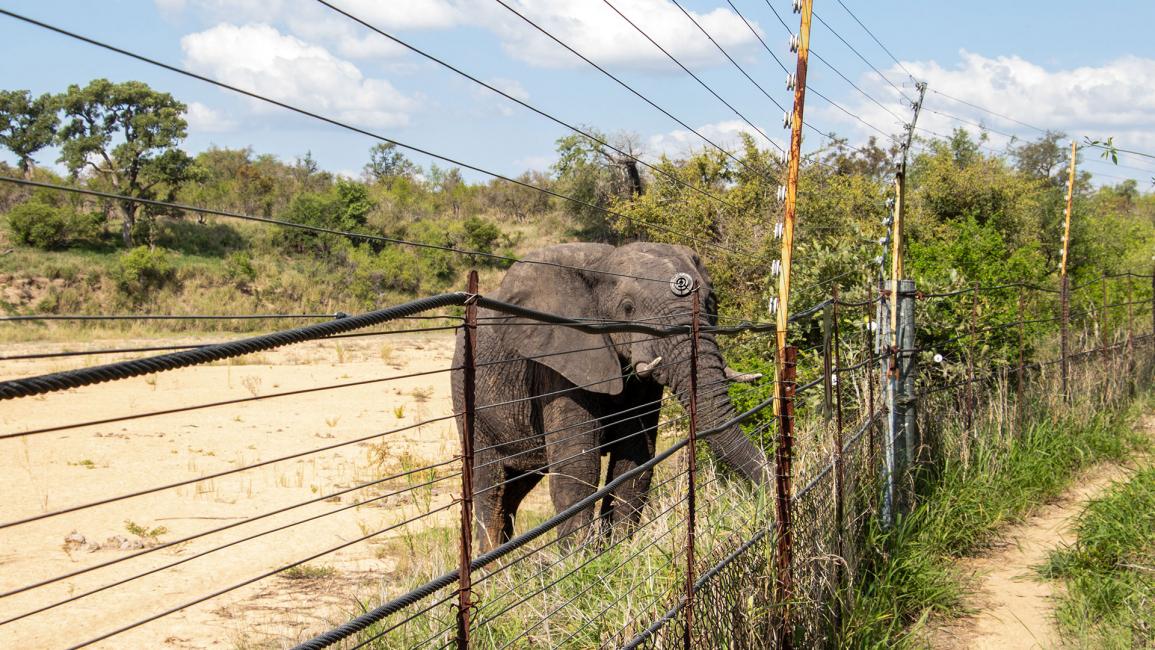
[{"left": 495, "top": 244, "right": 623, "bottom": 395}]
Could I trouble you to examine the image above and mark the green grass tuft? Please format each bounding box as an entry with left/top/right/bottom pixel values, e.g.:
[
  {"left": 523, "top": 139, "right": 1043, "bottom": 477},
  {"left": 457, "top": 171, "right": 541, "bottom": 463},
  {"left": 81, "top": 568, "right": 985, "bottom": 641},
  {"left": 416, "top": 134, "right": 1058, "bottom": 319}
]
[
  {"left": 841, "top": 397, "right": 1150, "bottom": 648},
  {"left": 1041, "top": 466, "right": 1155, "bottom": 648}
]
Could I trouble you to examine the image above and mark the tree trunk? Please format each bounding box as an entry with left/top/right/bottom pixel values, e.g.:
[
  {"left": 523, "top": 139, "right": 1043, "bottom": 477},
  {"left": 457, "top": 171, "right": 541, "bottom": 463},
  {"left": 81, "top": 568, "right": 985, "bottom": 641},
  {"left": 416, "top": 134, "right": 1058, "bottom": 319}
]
[{"left": 120, "top": 200, "right": 137, "bottom": 247}]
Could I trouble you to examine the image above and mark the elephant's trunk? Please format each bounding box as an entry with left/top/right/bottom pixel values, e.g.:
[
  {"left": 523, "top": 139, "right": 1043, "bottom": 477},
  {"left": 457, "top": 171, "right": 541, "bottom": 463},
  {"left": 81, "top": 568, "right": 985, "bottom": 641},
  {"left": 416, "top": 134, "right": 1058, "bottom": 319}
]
[{"left": 664, "top": 336, "right": 771, "bottom": 485}]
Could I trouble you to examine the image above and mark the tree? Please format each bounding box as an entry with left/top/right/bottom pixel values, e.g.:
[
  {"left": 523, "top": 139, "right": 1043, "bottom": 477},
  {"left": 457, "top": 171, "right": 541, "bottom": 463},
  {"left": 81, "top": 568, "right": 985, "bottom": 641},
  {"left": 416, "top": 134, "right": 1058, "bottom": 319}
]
[
  {"left": 552, "top": 129, "right": 643, "bottom": 241},
  {"left": 1011, "top": 130, "right": 1069, "bottom": 186},
  {"left": 56, "top": 79, "right": 193, "bottom": 246},
  {"left": 0, "top": 90, "right": 59, "bottom": 179},
  {"left": 364, "top": 142, "right": 416, "bottom": 186},
  {"left": 279, "top": 179, "right": 375, "bottom": 254}
]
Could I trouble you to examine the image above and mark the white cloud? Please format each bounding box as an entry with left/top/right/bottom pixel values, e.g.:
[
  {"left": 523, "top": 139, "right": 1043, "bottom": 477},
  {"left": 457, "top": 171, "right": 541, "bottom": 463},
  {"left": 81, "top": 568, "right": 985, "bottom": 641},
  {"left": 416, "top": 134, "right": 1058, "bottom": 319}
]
[
  {"left": 158, "top": 0, "right": 456, "bottom": 59},
  {"left": 477, "top": 0, "right": 763, "bottom": 70},
  {"left": 180, "top": 23, "right": 419, "bottom": 129},
  {"left": 161, "top": 0, "right": 764, "bottom": 72},
  {"left": 284, "top": 11, "right": 408, "bottom": 60},
  {"left": 158, "top": 0, "right": 287, "bottom": 22},
  {"left": 474, "top": 77, "right": 530, "bottom": 116},
  {"left": 827, "top": 51, "right": 1155, "bottom": 156},
  {"left": 489, "top": 77, "right": 529, "bottom": 102},
  {"left": 185, "top": 101, "right": 237, "bottom": 132},
  {"left": 647, "top": 119, "right": 783, "bottom": 159},
  {"left": 321, "top": 0, "right": 461, "bottom": 30},
  {"left": 513, "top": 153, "right": 553, "bottom": 172}
]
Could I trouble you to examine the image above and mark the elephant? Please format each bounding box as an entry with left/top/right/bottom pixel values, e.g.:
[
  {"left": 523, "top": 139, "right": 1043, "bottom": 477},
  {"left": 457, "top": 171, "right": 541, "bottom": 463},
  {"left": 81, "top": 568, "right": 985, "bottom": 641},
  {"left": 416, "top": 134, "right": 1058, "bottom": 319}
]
[{"left": 451, "top": 242, "right": 771, "bottom": 553}]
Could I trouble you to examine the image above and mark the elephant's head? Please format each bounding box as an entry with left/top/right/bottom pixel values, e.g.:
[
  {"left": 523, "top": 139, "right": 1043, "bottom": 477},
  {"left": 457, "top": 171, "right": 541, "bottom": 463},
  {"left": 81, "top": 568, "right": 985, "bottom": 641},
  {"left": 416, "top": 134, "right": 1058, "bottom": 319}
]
[{"left": 494, "top": 242, "right": 771, "bottom": 483}]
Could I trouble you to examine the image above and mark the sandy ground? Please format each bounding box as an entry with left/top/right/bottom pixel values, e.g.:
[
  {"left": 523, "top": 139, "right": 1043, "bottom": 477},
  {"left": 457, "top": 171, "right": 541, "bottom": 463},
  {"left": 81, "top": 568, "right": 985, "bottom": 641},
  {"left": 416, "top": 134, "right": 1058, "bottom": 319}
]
[
  {"left": 0, "top": 330, "right": 513, "bottom": 649},
  {"left": 928, "top": 415, "right": 1153, "bottom": 649}
]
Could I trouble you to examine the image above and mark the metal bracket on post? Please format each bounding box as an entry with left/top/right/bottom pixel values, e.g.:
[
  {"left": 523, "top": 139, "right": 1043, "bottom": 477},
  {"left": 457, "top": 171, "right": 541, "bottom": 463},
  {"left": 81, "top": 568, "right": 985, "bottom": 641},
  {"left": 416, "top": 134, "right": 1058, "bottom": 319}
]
[
  {"left": 774, "top": 345, "right": 798, "bottom": 649},
  {"left": 456, "top": 270, "right": 478, "bottom": 650},
  {"left": 684, "top": 289, "right": 700, "bottom": 650}
]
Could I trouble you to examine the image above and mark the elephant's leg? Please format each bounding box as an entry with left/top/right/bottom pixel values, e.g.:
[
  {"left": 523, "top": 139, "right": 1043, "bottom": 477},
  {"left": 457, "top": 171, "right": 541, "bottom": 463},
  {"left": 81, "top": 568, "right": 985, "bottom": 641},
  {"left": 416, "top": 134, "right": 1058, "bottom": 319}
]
[
  {"left": 499, "top": 468, "right": 543, "bottom": 541},
  {"left": 542, "top": 397, "right": 604, "bottom": 547},
  {"left": 599, "top": 417, "right": 658, "bottom": 534},
  {"left": 473, "top": 449, "right": 506, "bottom": 554}
]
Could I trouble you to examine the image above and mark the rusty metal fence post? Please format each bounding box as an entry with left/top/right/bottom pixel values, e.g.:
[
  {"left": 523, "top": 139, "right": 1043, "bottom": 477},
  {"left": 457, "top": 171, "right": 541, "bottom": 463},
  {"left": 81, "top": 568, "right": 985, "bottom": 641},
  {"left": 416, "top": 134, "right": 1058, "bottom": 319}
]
[
  {"left": 866, "top": 283, "right": 876, "bottom": 472},
  {"left": 1016, "top": 288, "right": 1026, "bottom": 435},
  {"left": 456, "top": 270, "right": 478, "bottom": 649},
  {"left": 1127, "top": 278, "right": 1135, "bottom": 396},
  {"left": 1061, "top": 274, "right": 1071, "bottom": 403},
  {"left": 822, "top": 302, "right": 833, "bottom": 423},
  {"left": 1102, "top": 275, "right": 1109, "bottom": 351},
  {"left": 684, "top": 289, "right": 700, "bottom": 650},
  {"left": 831, "top": 287, "right": 845, "bottom": 634},
  {"left": 774, "top": 345, "right": 798, "bottom": 649},
  {"left": 966, "top": 282, "right": 978, "bottom": 435}
]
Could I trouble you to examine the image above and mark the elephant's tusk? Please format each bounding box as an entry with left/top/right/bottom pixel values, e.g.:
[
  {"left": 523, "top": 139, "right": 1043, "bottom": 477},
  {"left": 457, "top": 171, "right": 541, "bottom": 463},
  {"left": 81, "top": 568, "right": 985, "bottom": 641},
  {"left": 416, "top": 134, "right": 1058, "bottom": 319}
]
[
  {"left": 724, "top": 366, "right": 763, "bottom": 383},
  {"left": 634, "top": 356, "right": 663, "bottom": 377}
]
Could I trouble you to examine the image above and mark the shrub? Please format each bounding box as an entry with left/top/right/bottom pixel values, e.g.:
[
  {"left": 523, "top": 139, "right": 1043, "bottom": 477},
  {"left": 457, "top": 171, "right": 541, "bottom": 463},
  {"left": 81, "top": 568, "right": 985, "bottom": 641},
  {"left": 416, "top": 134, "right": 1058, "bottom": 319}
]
[
  {"left": 461, "top": 216, "right": 502, "bottom": 254},
  {"left": 6, "top": 202, "right": 71, "bottom": 249},
  {"left": 224, "top": 251, "right": 256, "bottom": 285},
  {"left": 113, "top": 246, "right": 176, "bottom": 296}
]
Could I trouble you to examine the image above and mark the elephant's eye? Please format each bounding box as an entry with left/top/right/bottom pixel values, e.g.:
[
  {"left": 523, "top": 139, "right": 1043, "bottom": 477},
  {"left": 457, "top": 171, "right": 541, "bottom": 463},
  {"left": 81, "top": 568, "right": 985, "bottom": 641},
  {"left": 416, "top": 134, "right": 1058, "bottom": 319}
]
[{"left": 621, "top": 300, "right": 635, "bottom": 317}]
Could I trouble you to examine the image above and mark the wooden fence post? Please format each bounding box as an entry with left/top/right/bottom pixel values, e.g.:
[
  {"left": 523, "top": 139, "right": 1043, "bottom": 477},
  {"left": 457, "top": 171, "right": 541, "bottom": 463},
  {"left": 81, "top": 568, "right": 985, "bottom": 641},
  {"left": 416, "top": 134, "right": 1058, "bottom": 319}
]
[{"left": 1059, "top": 140, "right": 1077, "bottom": 403}]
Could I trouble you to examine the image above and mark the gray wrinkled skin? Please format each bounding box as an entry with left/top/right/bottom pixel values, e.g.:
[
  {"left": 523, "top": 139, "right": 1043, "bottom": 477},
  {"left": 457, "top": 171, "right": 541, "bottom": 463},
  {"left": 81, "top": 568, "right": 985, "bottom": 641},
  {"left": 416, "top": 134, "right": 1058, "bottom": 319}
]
[{"left": 452, "top": 242, "right": 770, "bottom": 552}]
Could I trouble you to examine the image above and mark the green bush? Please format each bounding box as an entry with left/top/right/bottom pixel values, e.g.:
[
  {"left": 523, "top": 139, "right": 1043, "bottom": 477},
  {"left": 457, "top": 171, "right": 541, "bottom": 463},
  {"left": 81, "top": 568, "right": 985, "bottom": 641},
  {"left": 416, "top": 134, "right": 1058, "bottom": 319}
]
[
  {"left": 461, "top": 216, "right": 502, "bottom": 254},
  {"left": 7, "top": 202, "right": 71, "bottom": 249},
  {"left": 113, "top": 246, "right": 176, "bottom": 296},
  {"left": 224, "top": 251, "right": 256, "bottom": 285}
]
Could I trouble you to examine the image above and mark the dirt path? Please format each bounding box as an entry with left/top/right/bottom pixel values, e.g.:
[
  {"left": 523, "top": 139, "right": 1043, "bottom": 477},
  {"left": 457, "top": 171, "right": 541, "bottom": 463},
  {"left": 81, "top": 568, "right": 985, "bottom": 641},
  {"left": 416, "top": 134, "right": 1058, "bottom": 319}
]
[{"left": 930, "top": 416, "right": 1153, "bottom": 649}]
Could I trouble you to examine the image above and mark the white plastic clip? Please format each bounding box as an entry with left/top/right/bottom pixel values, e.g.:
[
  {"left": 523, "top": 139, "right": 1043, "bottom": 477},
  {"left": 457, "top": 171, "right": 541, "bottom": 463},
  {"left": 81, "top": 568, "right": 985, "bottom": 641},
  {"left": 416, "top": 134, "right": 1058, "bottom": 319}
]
[
  {"left": 774, "top": 221, "right": 784, "bottom": 239},
  {"left": 792, "top": 0, "right": 804, "bottom": 14},
  {"left": 782, "top": 111, "right": 792, "bottom": 129},
  {"left": 776, "top": 185, "right": 787, "bottom": 203},
  {"left": 771, "top": 259, "right": 782, "bottom": 276},
  {"left": 768, "top": 296, "right": 779, "bottom": 315},
  {"left": 786, "top": 73, "right": 796, "bottom": 91},
  {"left": 788, "top": 34, "right": 800, "bottom": 53}
]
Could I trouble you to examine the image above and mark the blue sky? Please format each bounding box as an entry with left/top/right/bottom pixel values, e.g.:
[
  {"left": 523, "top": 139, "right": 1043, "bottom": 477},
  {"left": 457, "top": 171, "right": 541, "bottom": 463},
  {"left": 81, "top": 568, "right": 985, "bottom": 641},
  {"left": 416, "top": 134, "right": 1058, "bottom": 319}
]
[{"left": 2, "top": 0, "right": 1155, "bottom": 185}]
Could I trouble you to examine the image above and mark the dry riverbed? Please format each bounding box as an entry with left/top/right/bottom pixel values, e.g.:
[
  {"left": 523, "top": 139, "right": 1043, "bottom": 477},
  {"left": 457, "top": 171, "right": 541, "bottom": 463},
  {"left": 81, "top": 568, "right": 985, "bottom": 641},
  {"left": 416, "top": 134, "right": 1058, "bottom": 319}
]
[{"left": 0, "top": 330, "right": 529, "bottom": 649}]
